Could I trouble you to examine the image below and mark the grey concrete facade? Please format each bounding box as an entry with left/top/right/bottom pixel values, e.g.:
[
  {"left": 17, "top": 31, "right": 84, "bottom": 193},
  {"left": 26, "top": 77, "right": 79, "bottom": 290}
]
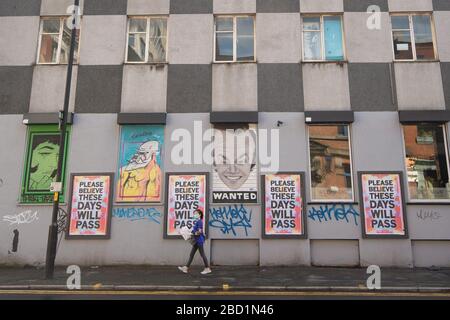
[{"left": 1, "top": 1, "right": 450, "bottom": 268}]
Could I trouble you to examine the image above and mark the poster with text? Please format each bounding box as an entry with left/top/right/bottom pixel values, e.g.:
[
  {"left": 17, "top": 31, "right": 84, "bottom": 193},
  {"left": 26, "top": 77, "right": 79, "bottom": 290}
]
[
  {"left": 212, "top": 124, "right": 258, "bottom": 203},
  {"left": 116, "top": 125, "right": 164, "bottom": 203},
  {"left": 66, "top": 173, "right": 113, "bottom": 239},
  {"left": 359, "top": 172, "right": 407, "bottom": 238},
  {"left": 165, "top": 173, "right": 208, "bottom": 238},
  {"left": 263, "top": 173, "right": 306, "bottom": 238}
]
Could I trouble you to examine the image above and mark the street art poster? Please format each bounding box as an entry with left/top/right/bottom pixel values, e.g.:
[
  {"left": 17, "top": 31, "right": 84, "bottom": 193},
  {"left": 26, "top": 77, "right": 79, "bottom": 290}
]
[
  {"left": 262, "top": 173, "right": 306, "bottom": 238},
  {"left": 66, "top": 173, "right": 114, "bottom": 239},
  {"left": 116, "top": 125, "right": 164, "bottom": 203},
  {"left": 164, "top": 173, "right": 209, "bottom": 238},
  {"left": 212, "top": 124, "right": 258, "bottom": 203},
  {"left": 358, "top": 172, "right": 408, "bottom": 238},
  {"left": 20, "top": 125, "right": 70, "bottom": 204}
]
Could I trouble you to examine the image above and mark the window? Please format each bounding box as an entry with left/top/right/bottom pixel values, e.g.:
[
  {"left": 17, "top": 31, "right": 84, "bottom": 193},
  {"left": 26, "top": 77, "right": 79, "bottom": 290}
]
[
  {"left": 126, "top": 17, "right": 167, "bottom": 63},
  {"left": 215, "top": 16, "right": 255, "bottom": 62},
  {"left": 38, "top": 17, "right": 80, "bottom": 64},
  {"left": 308, "top": 125, "right": 353, "bottom": 201},
  {"left": 391, "top": 14, "right": 436, "bottom": 61},
  {"left": 20, "top": 125, "right": 70, "bottom": 204},
  {"left": 302, "top": 15, "right": 344, "bottom": 61},
  {"left": 403, "top": 124, "right": 450, "bottom": 201}
]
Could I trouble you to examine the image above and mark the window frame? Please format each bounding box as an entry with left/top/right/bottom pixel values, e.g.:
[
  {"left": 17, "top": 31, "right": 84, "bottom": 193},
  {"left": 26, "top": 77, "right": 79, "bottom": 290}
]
[
  {"left": 125, "top": 15, "right": 168, "bottom": 64},
  {"left": 213, "top": 15, "right": 256, "bottom": 63},
  {"left": 301, "top": 14, "right": 346, "bottom": 62},
  {"left": 401, "top": 123, "right": 450, "bottom": 203},
  {"left": 390, "top": 12, "right": 438, "bottom": 62},
  {"left": 306, "top": 124, "right": 355, "bottom": 203},
  {"left": 36, "top": 16, "right": 81, "bottom": 65}
]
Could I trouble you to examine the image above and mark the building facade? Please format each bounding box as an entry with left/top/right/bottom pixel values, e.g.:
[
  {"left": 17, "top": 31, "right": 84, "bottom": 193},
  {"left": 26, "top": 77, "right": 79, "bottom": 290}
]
[{"left": 1, "top": 0, "right": 450, "bottom": 267}]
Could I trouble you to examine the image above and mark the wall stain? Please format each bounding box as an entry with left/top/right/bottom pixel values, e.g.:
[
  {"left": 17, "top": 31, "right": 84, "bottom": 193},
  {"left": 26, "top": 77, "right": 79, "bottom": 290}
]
[{"left": 9, "top": 229, "right": 19, "bottom": 254}]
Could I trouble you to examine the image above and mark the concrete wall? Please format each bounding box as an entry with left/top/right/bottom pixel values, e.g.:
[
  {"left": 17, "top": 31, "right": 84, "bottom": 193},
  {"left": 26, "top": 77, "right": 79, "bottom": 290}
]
[
  {"left": 388, "top": 0, "right": 433, "bottom": 12},
  {"left": 256, "top": 13, "right": 301, "bottom": 63},
  {"left": 311, "top": 240, "right": 360, "bottom": 267},
  {"left": 303, "top": 64, "right": 351, "bottom": 111},
  {"left": 214, "top": 0, "right": 256, "bottom": 14},
  {"left": 344, "top": 13, "right": 392, "bottom": 63},
  {"left": 212, "top": 64, "right": 257, "bottom": 111},
  {"left": 1, "top": 113, "right": 450, "bottom": 267},
  {"left": 1, "top": 1, "right": 450, "bottom": 268},
  {"left": 29, "top": 66, "right": 78, "bottom": 113},
  {"left": 0, "top": 16, "right": 39, "bottom": 66},
  {"left": 121, "top": 65, "right": 168, "bottom": 113},
  {"left": 78, "top": 15, "right": 127, "bottom": 65},
  {"left": 300, "top": 0, "right": 343, "bottom": 13},
  {"left": 395, "top": 62, "right": 446, "bottom": 110}
]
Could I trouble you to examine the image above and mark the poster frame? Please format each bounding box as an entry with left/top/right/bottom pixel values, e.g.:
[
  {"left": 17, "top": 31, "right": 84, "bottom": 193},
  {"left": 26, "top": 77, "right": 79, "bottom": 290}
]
[
  {"left": 261, "top": 172, "right": 307, "bottom": 239},
  {"left": 65, "top": 172, "right": 114, "bottom": 240},
  {"left": 357, "top": 171, "right": 409, "bottom": 239},
  {"left": 164, "top": 172, "right": 209, "bottom": 240}
]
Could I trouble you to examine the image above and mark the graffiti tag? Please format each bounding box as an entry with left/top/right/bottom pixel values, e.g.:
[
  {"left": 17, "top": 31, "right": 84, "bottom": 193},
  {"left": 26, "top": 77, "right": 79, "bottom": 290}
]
[
  {"left": 112, "top": 207, "right": 161, "bottom": 224},
  {"left": 307, "top": 204, "right": 360, "bottom": 226},
  {"left": 416, "top": 209, "right": 441, "bottom": 221},
  {"left": 2, "top": 210, "right": 39, "bottom": 225},
  {"left": 209, "top": 204, "right": 252, "bottom": 236}
]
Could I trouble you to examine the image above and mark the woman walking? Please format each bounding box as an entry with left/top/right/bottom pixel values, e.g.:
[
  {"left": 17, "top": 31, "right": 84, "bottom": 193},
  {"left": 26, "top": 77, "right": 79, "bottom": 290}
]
[{"left": 178, "top": 209, "right": 212, "bottom": 274}]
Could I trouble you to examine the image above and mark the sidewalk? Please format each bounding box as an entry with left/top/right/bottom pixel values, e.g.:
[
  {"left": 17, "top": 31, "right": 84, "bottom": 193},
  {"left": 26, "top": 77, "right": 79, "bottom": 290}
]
[{"left": 1, "top": 265, "right": 450, "bottom": 293}]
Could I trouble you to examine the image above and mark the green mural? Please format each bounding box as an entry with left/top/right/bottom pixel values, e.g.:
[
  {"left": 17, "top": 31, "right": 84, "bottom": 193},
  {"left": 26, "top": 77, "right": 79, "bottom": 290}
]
[{"left": 20, "top": 125, "right": 70, "bottom": 204}]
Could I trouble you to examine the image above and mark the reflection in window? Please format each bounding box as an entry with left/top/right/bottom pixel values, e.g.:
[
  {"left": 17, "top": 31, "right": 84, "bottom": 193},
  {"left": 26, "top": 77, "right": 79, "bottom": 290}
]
[
  {"left": 38, "top": 17, "right": 80, "bottom": 64},
  {"left": 403, "top": 124, "right": 450, "bottom": 200},
  {"left": 126, "top": 17, "right": 167, "bottom": 63},
  {"left": 302, "top": 15, "right": 344, "bottom": 61},
  {"left": 391, "top": 14, "right": 436, "bottom": 61},
  {"left": 215, "top": 16, "right": 255, "bottom": 62},
  {"left": 308, "top": 125, "right": 353, "bottom": 201}
]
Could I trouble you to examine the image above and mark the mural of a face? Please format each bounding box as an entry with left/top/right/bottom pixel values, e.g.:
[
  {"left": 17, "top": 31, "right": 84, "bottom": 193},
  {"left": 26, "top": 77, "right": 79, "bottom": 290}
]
[
  {"left": 125, "top": 141, "right": 159, "bottom": 171},
  {"left": 213, "top": 126, "right": 256, "bottom": 190},
  {"left": 29, "top": 140, "right": 59, "bottom": 190},
  {"left": 119, "top": 140, "right": 161, "bottom": 201}
]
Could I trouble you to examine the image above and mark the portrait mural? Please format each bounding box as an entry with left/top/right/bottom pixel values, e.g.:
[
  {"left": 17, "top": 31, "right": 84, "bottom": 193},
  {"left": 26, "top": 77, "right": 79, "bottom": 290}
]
[
  {"left": 212, "top": 123, "right": 258, "bottom": 203},
  {"left": 116, "top": 125, "right": 164, "bottom": 203},
  {"left": 20, "top": 125, "right": 70, "bottom": 204}
]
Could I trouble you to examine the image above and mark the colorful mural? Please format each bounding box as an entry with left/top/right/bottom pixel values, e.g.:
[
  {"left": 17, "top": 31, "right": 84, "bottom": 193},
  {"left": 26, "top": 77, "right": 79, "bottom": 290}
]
[
  {"left": 20, "top": 125, "right": 70, "bottom": 204},
  {"left": 116, "top": 125, "right": 164, "bottom": 203}
]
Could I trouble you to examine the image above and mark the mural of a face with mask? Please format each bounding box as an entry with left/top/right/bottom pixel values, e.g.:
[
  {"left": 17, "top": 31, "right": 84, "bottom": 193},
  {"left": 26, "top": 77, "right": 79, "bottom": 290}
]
[{"left": 29, "top": 139, "right": 59, "bottom": 191}]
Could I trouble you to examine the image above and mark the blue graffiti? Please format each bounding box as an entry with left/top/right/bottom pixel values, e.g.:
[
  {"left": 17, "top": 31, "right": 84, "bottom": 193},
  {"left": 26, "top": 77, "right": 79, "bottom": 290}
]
[
  {"left": 307, "top": 204, "right": 360, "bottom": 226},
  {"left": 113, "top": 207, "right": 161, "bottom": 224},
  {"left": 209, "top": 204, "right": 252, "bottom": 236}
]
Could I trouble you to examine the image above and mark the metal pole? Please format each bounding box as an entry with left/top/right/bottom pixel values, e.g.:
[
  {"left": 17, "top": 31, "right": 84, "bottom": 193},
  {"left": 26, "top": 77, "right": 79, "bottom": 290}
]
[{"left": 45, "top": 0, "right": 80, "bottom": 279}]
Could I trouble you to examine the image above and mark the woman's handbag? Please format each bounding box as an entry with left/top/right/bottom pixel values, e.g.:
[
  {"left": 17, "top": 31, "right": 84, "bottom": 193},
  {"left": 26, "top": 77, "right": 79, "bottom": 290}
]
[{"left": 188, "top": 235, "right": 197, "bottom": 245}]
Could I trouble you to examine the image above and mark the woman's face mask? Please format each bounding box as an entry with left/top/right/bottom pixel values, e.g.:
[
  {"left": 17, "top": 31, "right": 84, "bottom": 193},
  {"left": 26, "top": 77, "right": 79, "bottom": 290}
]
[{"left": 194, "top": 213, "right": 200, "bottom": 220}]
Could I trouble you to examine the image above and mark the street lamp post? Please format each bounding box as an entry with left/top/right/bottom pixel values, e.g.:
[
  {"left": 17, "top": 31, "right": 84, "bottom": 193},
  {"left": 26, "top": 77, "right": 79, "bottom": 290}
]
[{"left": 45, "top": 0, "right": 80, "bottom": 279}]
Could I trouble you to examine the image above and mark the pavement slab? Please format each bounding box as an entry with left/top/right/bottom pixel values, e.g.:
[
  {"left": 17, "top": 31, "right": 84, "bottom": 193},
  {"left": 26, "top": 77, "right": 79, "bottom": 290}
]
[{"left": 0, "top": 265, "right": 450, "bottom": 292}]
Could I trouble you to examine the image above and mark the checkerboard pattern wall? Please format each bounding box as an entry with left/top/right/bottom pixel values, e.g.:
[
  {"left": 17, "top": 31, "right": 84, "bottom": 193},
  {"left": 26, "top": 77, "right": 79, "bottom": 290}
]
[{"left": 1, "top": 0, "right": 450, "bottom": 115}]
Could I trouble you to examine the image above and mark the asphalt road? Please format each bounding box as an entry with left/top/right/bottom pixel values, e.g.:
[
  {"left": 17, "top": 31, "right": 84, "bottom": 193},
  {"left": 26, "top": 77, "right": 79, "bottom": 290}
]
[{"left": 1, "top": 290, "right": 450, "bottom": 300}]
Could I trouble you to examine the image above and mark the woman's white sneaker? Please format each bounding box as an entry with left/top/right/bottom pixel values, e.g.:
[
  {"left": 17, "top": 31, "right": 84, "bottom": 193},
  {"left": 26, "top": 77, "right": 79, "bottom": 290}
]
[
  {"left": 178, "top": 266, "right": 189, "bottom": 273},
  {"left": 201, "top": 267, "right": 212, "bottom": 274}
]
